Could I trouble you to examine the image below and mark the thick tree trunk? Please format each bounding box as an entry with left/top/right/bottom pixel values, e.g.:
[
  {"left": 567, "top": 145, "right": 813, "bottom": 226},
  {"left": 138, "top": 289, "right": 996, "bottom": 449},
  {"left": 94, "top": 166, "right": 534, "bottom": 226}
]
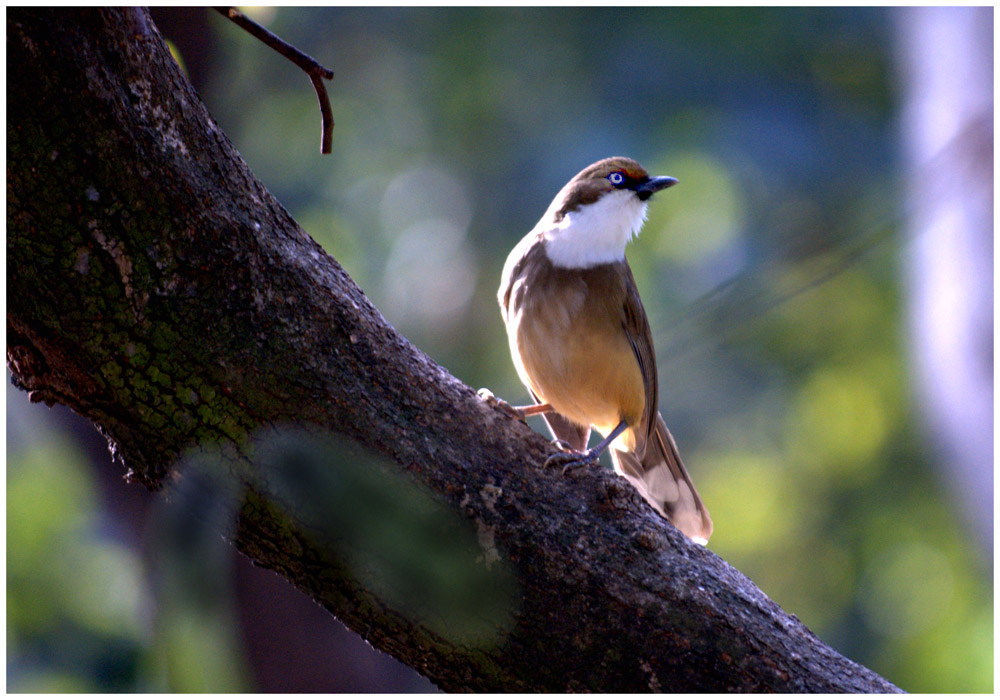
[{"left": 7, "top": 8, "right": 901, "bottom": 693}]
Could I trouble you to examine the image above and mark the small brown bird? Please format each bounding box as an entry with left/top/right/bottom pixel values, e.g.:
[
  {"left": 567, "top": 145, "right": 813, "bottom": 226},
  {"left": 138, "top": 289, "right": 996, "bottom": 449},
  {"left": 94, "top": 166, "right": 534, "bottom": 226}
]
[{"left": 495, "top": 156, "right": 712, "bottom": 544}]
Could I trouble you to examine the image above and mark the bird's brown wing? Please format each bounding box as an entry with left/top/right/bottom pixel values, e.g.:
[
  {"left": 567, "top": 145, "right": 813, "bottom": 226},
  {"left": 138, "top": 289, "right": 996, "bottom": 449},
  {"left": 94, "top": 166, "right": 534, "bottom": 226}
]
[
  {"left": 614, "top": 261, "right": 713, "bottom": 544},
  {"left": 619, "top": 262, "right": 658, "bottom": 450}
]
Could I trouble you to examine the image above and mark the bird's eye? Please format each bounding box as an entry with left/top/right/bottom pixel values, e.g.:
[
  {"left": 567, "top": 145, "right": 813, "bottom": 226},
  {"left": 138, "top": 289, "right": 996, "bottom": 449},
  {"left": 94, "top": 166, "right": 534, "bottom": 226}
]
[{"left": 608, "top": 172, "right": 625, "bottom": 186}]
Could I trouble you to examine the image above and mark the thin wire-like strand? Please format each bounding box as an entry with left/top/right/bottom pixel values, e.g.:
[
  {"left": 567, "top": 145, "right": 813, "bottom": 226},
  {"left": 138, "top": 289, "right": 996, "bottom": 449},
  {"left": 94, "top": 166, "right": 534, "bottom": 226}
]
[{"left": 651, "top": 112, "right": 991, "bottom": 369}]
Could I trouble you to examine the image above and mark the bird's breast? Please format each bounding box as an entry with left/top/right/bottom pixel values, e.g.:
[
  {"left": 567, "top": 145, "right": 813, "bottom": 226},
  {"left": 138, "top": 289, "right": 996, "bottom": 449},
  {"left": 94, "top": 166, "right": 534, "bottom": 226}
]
[{"left": 502, "top": 240, "right": 646, "bottom": 438}]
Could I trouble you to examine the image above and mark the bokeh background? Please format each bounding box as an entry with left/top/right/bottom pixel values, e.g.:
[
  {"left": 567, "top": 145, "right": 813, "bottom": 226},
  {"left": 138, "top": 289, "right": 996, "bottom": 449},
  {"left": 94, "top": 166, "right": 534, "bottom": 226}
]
[{"left": 7, "top": 6, "right": 992, "bottom": 693}]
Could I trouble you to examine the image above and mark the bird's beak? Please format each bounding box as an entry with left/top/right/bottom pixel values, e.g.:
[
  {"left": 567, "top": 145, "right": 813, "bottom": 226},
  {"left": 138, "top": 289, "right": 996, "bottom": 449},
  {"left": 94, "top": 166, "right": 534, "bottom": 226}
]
[{"left": 636, "top": 176, "right": 678, "bottom": 201}]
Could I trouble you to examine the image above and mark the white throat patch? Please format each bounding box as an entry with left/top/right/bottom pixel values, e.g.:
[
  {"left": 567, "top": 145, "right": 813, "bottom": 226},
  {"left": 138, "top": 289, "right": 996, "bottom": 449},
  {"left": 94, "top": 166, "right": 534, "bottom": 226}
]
[{"left": 540, "top": 190, "right": 649, "bottom": 269}]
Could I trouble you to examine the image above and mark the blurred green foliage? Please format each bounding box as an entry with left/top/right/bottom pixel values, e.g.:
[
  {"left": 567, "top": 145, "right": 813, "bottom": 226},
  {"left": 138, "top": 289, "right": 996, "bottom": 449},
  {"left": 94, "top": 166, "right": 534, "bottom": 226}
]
[
  {"left": 7, "top": 390, "right": 251, "bottom": 692},
  {"left": 7, "top": 412, "right": 149, "bottom": 691},
  {"left": 7, "top": 6, "right": 991, "bottom": 693},
  {"left": 145, "top": 454, "right": 251, "bottom": 692}
]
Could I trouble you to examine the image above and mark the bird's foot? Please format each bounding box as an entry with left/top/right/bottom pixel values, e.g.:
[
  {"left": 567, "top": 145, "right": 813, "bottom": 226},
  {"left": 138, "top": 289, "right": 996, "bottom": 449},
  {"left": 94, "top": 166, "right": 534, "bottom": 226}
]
[
  {"left": 477, "top": 388, "right": 527, "bottom": 423},
  {"left": 544, "top": 447, "right": 600, "bottom": 475}
]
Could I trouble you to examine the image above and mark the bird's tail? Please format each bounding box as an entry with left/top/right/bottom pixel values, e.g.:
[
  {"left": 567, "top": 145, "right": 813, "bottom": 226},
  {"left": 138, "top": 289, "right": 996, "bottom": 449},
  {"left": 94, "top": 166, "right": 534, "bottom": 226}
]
[{"left": 611, "top": 414, "right": 713, "bottom": 545}]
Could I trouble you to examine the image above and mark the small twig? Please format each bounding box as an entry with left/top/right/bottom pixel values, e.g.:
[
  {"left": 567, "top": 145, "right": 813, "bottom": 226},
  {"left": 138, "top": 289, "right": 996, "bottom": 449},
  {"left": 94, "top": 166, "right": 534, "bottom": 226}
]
[{"left": 214, "top": 7, "right": 335, "bottom": 153}]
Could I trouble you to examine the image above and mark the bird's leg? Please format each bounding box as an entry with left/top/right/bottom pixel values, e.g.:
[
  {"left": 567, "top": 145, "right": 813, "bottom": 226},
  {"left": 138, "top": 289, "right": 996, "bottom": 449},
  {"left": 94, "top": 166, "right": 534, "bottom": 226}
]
[
  {"left": 544, "top": 420, "right": 628, "bottom": 475},
  {"left": 477, "top": 388, "right": 553, "bottom": 423},
  {"left": 518, "top": 402, "right": 555, "bottom": 416}
]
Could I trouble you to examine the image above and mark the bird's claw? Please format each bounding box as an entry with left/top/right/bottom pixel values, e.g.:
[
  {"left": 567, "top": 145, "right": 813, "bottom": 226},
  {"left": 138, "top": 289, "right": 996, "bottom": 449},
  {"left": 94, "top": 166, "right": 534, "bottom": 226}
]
[
  {"left": 477, "top": 388, "right": 526, "bottom": 422},
  {"left": 544, "top": 448, "right": 599, "bottom": 475}
]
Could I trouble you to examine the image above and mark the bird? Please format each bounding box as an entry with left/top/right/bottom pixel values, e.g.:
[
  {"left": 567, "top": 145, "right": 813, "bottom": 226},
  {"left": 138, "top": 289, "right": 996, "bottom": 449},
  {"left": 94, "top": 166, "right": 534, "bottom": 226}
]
[{"left": 493, "top": 156, "right": 713, "bottom": 544}]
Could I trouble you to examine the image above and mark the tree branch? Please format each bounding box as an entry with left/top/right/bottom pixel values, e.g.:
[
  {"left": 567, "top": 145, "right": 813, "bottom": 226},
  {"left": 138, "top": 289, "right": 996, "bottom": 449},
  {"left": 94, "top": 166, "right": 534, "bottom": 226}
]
[
  {"left": 214, "top": 6, "right": 335, "bottom": 153},
  {"left": 7, "top": 7, "right": 901, "bottom": 693}
]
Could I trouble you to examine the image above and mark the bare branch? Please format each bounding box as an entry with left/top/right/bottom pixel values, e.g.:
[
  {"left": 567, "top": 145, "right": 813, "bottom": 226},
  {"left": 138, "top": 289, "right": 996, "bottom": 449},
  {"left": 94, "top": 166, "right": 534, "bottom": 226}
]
[{"left": 214, "top": 6, "right": 335, "bottom": 153}]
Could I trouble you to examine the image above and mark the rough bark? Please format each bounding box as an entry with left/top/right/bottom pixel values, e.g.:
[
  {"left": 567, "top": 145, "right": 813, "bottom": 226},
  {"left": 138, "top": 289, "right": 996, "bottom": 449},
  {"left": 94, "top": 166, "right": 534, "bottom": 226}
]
[{"left": 7, "top": 7, "right": 902, "bottom": 693}]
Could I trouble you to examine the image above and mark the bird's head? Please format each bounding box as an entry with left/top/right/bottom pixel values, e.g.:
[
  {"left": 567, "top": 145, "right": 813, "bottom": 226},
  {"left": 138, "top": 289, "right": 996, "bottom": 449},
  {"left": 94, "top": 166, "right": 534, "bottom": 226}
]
[{"left": 538, "top": 157, "right": 678, "bottom": 269}]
